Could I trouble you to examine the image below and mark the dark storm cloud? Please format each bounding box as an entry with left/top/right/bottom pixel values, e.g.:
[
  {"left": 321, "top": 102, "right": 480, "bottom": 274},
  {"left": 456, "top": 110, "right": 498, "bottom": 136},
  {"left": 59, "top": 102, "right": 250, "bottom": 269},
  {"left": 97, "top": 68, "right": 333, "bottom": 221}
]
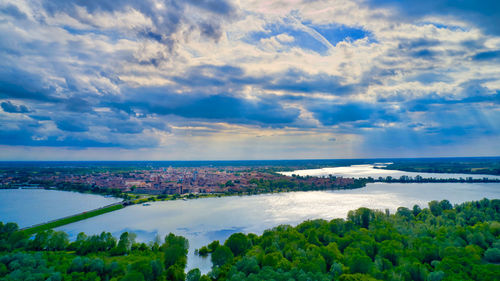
[
  {"left": 1, "top": 101, "right": 31, "bottom": 113},
  {"left": 364, "top": 0, "right": 500, "bottom": 35},
  {"left": 0, "top": 67, "right": 60, "bottom": 102}
]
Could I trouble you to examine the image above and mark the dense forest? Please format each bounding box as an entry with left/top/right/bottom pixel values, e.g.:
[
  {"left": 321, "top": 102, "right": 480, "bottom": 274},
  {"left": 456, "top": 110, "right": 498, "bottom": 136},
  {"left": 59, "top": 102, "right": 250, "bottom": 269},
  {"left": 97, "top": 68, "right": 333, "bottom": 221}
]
[
  {"left": 199, "top": 198, "right": 500, "bottom": 281},
  {"left": 0, "top": 225, "right": 190, "bottom": 281},
  {"left": 1, "top": 199, "right": 500, "bottom": 280}
]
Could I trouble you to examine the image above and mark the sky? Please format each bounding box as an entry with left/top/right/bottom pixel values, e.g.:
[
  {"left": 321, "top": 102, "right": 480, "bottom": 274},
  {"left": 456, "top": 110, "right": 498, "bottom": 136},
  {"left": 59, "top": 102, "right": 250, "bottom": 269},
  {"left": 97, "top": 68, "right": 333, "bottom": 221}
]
[{"left": 0, "top": 0, "right": 499, "bottom": 160}]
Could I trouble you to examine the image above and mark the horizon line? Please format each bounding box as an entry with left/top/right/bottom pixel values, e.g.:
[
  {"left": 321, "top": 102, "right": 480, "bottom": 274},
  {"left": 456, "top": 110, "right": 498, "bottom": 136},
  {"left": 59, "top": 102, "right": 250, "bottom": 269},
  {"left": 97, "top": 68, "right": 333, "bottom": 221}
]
[{"left": 1, "top": 156, "right": 499, "bottom": 162}]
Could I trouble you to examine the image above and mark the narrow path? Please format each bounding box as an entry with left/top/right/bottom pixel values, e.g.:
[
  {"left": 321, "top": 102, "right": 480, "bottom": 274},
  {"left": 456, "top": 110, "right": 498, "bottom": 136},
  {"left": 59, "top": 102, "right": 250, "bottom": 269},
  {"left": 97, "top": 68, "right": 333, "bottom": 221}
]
[{"left": 21, "top": 201, "right": 128, "bottom": 235}]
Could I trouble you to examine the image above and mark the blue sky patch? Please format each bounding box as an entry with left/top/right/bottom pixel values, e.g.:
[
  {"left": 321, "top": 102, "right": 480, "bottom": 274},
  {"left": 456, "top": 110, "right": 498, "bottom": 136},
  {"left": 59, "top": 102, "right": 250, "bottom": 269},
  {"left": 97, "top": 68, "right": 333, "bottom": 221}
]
[{"left": 245, "top": 21, "right": 371, "bottom": 54}]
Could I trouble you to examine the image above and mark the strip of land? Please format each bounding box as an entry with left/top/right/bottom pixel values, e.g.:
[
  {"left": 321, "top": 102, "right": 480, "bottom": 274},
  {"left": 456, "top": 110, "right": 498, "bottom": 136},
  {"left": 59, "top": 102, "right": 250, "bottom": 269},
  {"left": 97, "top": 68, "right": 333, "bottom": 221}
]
[{"left": 21, "top": 202, "right": 125, "bottom": 236}]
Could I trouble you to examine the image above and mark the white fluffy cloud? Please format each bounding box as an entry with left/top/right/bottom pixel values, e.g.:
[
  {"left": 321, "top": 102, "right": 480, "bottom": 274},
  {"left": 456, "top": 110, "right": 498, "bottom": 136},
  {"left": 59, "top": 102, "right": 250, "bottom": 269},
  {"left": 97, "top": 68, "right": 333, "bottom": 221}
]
[{"left": 0, "top": 0, "right": 499, "bottom": 159}]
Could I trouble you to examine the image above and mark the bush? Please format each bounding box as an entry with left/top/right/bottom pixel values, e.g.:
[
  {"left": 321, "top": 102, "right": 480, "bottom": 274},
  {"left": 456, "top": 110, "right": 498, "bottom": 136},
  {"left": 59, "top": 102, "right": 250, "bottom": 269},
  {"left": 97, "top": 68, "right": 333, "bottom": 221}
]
[{"left": 484, "top": 248, "right": 500, "bottom": 262}]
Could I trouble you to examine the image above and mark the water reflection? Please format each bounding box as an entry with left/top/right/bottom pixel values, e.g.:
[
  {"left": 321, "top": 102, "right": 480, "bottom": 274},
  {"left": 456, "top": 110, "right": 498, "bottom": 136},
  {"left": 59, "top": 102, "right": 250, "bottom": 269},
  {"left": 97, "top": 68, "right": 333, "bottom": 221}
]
[{"left": 57, "top": 182, "right": 500, "bottom": 273}]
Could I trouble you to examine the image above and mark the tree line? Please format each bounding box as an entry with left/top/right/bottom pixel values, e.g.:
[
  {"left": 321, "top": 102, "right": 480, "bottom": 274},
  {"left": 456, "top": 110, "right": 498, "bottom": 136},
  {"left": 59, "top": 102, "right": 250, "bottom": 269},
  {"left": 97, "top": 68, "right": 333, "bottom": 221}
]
[
  {"left": 196, "top": 198, "right": 500, "bottom": 281},
  {"left": 0, "top": 224, "right": 189, "bottom": 281},
  {"left": 1, "top": 198, "right": 499, "bottom": 280}
]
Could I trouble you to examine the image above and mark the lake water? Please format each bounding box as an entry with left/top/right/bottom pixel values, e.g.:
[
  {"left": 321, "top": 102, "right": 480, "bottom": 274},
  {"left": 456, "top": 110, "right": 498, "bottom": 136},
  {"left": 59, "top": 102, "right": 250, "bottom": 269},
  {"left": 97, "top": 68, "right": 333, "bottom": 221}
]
[
  {"left": 56, "top": 182, "right": 500, "bottom": 273},
  {"left": 0, "top": 189, "right": 122, "bottom": 228},
  {"left": 278, "top": 164, "right": 500, "bottom": 180}
]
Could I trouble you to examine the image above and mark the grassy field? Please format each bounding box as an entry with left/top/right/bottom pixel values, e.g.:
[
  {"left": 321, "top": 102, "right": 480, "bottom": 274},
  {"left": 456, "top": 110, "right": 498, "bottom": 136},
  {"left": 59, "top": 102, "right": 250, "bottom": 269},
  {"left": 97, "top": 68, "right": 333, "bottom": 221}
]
[{"left": 22, "top": 204, "right": 124, "bottom": 235}]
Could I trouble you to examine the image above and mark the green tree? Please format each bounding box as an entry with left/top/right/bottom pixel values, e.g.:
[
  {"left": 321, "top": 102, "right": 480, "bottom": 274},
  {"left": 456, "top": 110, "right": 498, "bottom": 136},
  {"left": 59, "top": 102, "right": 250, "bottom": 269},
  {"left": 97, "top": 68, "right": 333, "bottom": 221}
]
[
  {"left": 396, "top": 207, "right": 413, "bottom": 220},
  {"left": 212, "top": 245, "right": 234, "bottom": 267},
  {"left": 348, "top": 208, "right": 375, "bottom": 229},
  {"left": 166, "top": 265, "right": 185, "bottom": 281},
  {"left": 484, "top": 248, "right": 500, "bottom": 262},
  {"left": 413, "top": 204, "right": 422, "bottom": 216},
  {"left": 187, "top": 268, "right": 201, "bottom": 281},
  {"left": 47, "top": 231, "right": 69, "bottom": 251},
  {"left": 235, "top": 256, "right": 259, "bottom": 276},
  {"left": 122, "top": 270, "right": 145, "bottom": 281},
  {"left": 346, "top": 254, "right": 374, "bottom": 274},
  {"left": 429, "top": 201, "right": 443, "bottom": 216},
  {"left": 224, "top": 233, "right": 250, "bottom": 256},
  {"left": 164, "top": 233, "right": 189, "bottom": 269},
  {"left": 129, "top": 260, "right": 153, "bottom": 281}
]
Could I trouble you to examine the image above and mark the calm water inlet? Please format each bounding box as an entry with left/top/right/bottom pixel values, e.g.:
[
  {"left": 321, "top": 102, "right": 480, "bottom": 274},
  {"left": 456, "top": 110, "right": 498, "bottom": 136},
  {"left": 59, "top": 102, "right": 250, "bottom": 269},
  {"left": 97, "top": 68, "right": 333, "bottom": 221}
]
[{"left": 0, "top": 189, "right": 122, "bottom": 228}]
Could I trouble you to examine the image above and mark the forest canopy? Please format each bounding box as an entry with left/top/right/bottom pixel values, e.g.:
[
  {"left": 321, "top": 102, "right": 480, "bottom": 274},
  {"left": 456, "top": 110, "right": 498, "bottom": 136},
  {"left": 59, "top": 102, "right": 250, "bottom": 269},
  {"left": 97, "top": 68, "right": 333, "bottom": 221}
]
[{"left": 1, "top": 198, "right": 499, "bottom": 280}]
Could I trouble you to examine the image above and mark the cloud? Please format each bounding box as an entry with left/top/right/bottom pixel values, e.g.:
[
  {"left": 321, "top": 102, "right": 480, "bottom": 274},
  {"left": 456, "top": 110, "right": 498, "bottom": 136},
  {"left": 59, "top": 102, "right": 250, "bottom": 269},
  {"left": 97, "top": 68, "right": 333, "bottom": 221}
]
[
  {"left": 364, "top": 0, "right": 500, "bottom": 35},
  {"left": 55, "top": 119, "right": 89, "bottom": 132},
  {"left": 306, "top": 101, "right": 399, "bottom": 126},
  {"left": 41, "top": 0, "right": 237, "bottom": 49},
  {"left": 245, "top": 17, "right": 371, "bottom": 54},
  {"left": 172, "top": 64, "right": 247, "bottom": 89},
  {"left": 0, "top": 0, "right": 499, "bottom": 158},
  {"left": 1, "top": 101, "right": 31, "bottom": 113},
  {"left": 0, "top": 67, "right": 60, "bottom": 102},
  {"left": 173, "top": 65, "right": 357, "bottom": 96},
  {"left": 119, "top": 86, "right": 300, "bottom": 126},
  {"left": 264, "top": 69, "right": 356, "bottom": 95},
  {"left": 406, "top": 72, "right": 452, "bottom": 85},
  {"left": 0, "top": 129, "right": 115, "bottom": 147},
  {"left": 0, "top": 3, "right": 27, "bottom": 20}
]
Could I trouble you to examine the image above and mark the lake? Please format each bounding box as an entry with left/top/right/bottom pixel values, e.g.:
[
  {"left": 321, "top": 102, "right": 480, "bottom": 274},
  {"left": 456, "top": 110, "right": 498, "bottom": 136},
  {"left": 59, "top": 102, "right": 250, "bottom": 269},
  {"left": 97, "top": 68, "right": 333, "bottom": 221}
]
[
  {"left": 56, "top": 182, "right": 500, "bottom": 273},
  {"left": 0, "top": 189, "right": 122, "bottom": 228},
  {"left": 278, "top": 164, "right": 500, "bottom": 180}
]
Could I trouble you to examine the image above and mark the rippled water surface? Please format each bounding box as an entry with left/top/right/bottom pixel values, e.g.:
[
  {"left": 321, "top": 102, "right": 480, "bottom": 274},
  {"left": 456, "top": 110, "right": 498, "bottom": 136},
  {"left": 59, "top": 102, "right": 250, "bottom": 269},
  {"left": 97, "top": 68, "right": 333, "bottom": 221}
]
[{"left": 56, "top": 182, "right": 500, "bottom": 273}]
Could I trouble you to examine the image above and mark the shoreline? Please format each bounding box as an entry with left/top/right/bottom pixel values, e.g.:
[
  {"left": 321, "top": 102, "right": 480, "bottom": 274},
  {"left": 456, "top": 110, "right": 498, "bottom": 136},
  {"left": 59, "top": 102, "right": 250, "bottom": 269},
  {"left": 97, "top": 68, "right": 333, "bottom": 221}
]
[{"left": 7, "top": 168, "right": 500, "bottom": 234}]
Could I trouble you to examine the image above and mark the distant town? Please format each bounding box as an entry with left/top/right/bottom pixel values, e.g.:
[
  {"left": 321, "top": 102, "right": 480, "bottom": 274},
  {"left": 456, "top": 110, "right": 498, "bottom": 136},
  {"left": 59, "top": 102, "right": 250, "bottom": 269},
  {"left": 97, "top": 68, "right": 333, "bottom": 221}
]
[{"left": 0, "top": 166, "right": 359, "bottom": 196}]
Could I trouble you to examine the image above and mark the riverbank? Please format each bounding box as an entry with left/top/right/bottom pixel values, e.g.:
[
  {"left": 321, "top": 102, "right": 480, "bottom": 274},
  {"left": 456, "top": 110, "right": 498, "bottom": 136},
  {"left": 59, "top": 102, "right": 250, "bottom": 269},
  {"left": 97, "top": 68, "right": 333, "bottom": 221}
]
[
  {"left": 12, "top": 171, "right": 500, "bottom": 236},
  {"left": 15, "top": 178, "right": 367, "bottom": 235}
]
